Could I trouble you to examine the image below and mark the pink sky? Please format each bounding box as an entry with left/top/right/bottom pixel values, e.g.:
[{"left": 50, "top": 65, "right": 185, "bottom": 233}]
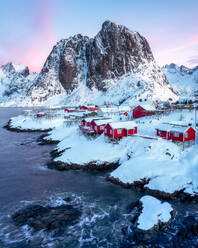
[{"left": 0, "top": 0, "right": 197, "bottom": 73}]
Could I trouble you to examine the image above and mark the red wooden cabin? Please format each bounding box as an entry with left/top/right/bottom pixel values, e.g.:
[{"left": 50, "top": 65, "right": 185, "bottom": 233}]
[
  {"left": 133, "top": 105, "right": 155, "bottom": 119},
  {"left": 104, "top": 121, "right": 137, "bottom": 138},
  {"left": 156, "top": 124, "right": 171, "bottom": 140},
  {"left": 87, "top": 107, "right": 99, "bottom": 111},
  {"left": 91, "top": 118, "right": 113, "bottom": 134},
  {"left": 80, "top": 105, "right": 88, "bottom": 110},
  {"left": 156, "top": 123, "right": 196, "bottom": 142},
  {"left": 36, "top": 112, "right": 46, "bottom": 118},
  {"left": 170, "top": 126, "right": 196, "bottom": 142},
  {"left": 81, "top": 117, "right": 99, "bottom": 127},
  {"left": 64, "top": 108, "right": 75, "bottom": 113}
]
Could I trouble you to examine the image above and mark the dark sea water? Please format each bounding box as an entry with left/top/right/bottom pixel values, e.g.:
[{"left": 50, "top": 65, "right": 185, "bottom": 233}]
[{"left": 1, "top": 108, "right": 198, "bottom": 248}]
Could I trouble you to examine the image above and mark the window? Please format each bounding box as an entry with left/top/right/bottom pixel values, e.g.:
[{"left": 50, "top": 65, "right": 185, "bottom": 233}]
[
  {"left": 185, "top": 133, "right": 188, "bottom": 138},
  {"left": 100, "top": 126, "right": 104, "bottom": 130},
  {"left": 174, "top": 132, "right": 179, "bottom": 137},
  {"left": 117, "top": 129, "right": 122, "bottom": 134},
  {"left": 95, "top": 126, "right": 97, "bottom": 131},
  {"left": 110, "top": 130, "right": 113, "bottom": 135},
  {"left": 105, "top": 128, "right": 107, "bottom": 133}
]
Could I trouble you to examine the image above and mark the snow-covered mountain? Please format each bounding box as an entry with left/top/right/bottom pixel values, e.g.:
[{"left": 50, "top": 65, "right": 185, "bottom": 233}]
[
  {"left": 27, "top": 20, "right": 177, "bottom": 106},
  {"left": 0, "top": 62, "right": 37, "bottom": 106},
  {"left": 1, "top": 21, "right": 178, "bottom": 106},
  {"left": 162, "top": 63, "right": 198, "bottom": 100}
]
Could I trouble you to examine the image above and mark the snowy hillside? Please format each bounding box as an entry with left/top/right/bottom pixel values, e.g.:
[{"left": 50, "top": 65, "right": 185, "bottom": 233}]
[
  {"left": 162, "top": 63, "right": 198, "bottom": 100},
  {"left": 0, "top": 62, "right": 37, "bottom": 106}
]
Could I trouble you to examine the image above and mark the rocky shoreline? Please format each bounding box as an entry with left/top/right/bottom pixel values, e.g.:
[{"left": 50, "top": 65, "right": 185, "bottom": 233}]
[
  {"left": 37, "top": 133, "right": 59, "bottom": 145},
  {"left": 107, "top": 175, "right": 198, "bottom": 202},
  {"left": 47, "top": 159, "right": 120, "bottom": 171},
  {"left": 4, "top": 120, "right": 51, "bottom": 133}
]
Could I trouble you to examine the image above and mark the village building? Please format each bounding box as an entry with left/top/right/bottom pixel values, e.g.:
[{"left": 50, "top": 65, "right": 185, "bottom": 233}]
[
  {"left": 91, "top": 118, "right": 113, "bottom": 134},
  {"left": 79, "top": 117, "right": 108, "bottom": 134},
  {"left": 104, "top": 121, "right": 137, "bottom": 138},
  {"left": 36, "top": 112, "right": 46, "bottom": 118},
  {"left": 133, "top": 105, "right": 155, "bottom": 119},
  {"left": 156, "top": 123, "right": 196, "bottom": 142},
  {"left": 64, "top": 107, "right": 76, "bottom": 113},
  {"left": 98, "top": 106, "right": 131, "bottom": 117}
]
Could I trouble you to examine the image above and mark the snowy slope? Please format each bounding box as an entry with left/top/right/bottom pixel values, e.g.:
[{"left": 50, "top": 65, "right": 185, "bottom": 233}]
[
  {"left": 0, "top": 62, "right": 37, "bottom": 106},
  {"left": 162, "top": 63, "right": 198, "bottom": 100}
]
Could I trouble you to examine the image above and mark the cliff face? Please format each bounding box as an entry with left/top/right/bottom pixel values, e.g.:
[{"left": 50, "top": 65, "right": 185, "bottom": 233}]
[{"left": 85, "top": 21, "right": 154, "bottom": 90}]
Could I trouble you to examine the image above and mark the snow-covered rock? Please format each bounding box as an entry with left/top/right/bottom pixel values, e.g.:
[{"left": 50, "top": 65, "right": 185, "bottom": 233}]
[
  {"left": 162, "top": 63, "right": 198, "bottom": 100},
  {"left": 137, "top": 196, "right": 173, "bottom": 231}
]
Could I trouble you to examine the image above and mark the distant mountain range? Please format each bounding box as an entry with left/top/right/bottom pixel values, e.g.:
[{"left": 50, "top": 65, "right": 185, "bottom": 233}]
[
  {"left": 2, "top": 21, "right": 197, "bottom": 107},
  {"left": 162, "top": 63, "right": 198, "bottom": 100}
]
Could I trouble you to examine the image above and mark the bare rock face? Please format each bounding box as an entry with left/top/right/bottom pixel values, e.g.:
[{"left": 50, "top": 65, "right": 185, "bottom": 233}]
[
  {"left": 86, "top": 20, "right": 154, "bottom": 90},
  {"left": 59, "top": 34, "right": 89, "bottom": 93}
]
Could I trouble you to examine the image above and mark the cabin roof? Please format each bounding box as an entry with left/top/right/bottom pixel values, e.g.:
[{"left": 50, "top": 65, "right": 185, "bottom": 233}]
[
  {"left": 99, "top": 106, "right": 131, "bottom": 113},
  {"left": 139, "top": 104, "right": 155, "bottom": 111},
  {"left": 94, "top": 118, "right": 113, "bottom": 125},
  {"left": 156, "top": 123, "right": 194, "bottom": 133},
  {"left": 109, "top": 121, "right": 137, "bottom": 130}
]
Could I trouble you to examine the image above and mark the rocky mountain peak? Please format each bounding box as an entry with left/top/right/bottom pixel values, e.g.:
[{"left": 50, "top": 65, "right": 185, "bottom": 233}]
[
  {"left": 26, "top": 20, "right": 177, "bottom": 105},
  {"left": 1, "top": 62, "right": 29, "bottom": 77}
]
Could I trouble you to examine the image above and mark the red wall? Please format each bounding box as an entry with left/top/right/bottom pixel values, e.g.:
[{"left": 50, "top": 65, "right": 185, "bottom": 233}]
[
  {"left": 185, "top": 127, "right": 196, "bottom": 141},
  {"left": 104, "top": 124, "right": 137, "bottom": 138},
  {"left": 170, "top": 128, "right": 196, "bottom": 142},
  {"left": 104, "top": 124, "right": 115, "bottom": 137},
  {"left": 170, "top": 132, "right": 183, "bottom": 142},
  {"left": 156, "top": 129, "right": 171, "bottom": 139},
  {"left": 133, "top": 106, "right": 155, "bottom": 119}
]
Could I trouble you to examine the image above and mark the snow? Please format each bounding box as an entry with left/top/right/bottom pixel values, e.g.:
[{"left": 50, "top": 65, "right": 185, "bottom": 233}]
[
  {"left": 162, "top": 64, "right": 198, "bottom": 99},
  {"left": 137, "top": 196, "right": 173, "bottom": 231},
  {"left": 139, "top": 104, "right": 155, "bottom": 111},
  {"left": 10, "top": 114, "right": 65, "bottom": 131},
  {"left": 94, "top": 118, "right": 114, "bottom": 126},
  {"left": 109, "top": 121, "right": 137, "bottom": 129},
  {"left": 12, "top": 63, "right": 27, "bottom": 73}
]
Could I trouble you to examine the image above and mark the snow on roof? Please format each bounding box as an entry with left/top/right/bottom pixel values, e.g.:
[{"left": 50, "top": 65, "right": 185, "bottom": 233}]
[
  {"left": 140, "top": 104, "right": 155, "bottom": 111},
  {"left": 84, "top": 117, "right": 111, "bottom": 123},
  {"left": 109, "top": 121, "right": 137, "bottom": 130},
  {"left": 99, "top": 106, "right": 131, "bottom": 113},
  {"left": 94, "top": 118, "right": 113, "bottom": 125},
  {"left": 157, "top": 123, "right": 194, "bottom": 133},
  {"left": 84, "top": 117, "right": 99, "bottom": 122}
]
